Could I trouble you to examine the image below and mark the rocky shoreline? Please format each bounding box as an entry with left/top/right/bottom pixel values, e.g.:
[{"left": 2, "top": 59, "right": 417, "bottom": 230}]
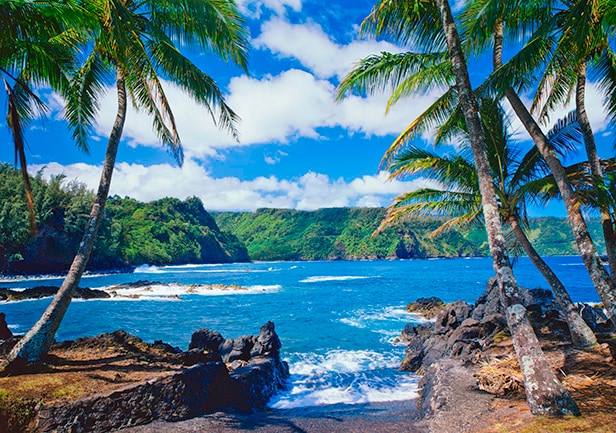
[
  {"left": 0, "top": 321, "right": 289, "bottom": 433},
  {"left": 399, "top": 280, "right": 615, "bottom": 433}
]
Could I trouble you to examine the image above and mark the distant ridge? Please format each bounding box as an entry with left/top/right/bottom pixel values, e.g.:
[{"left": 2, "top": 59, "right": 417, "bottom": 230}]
[{"left": 214, "top": 208, "right": 605, "bottom": 261}]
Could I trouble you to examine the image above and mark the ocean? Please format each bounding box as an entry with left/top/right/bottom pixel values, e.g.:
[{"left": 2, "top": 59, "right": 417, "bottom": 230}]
[{"left": 0, "top": 256, "right": 600, "bottom": 409}]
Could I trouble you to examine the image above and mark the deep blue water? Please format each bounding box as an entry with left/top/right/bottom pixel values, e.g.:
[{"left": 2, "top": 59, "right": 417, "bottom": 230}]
[{"left": 0, "top": 256, "right": 600, "bottom": 408}]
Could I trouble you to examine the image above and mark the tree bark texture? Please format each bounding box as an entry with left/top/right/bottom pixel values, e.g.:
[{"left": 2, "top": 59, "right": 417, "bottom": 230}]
[
  {"left": 439, "top": 3, "right": 579, "bottom": 416},
  {"left": 509, "top": 216, "right": 597, "bottom": 348},
  {"left": 2, "top": 70, "right": 128, "bottom": 366}
]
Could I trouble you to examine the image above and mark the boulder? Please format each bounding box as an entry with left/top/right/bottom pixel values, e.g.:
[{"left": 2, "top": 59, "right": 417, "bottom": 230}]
[
  {"left": 406, "top": 297, "right": 445, "bottom": 319},
  {"left": 251, "top": 321, "right": 282, "bottom": 357},
  {"left": 189, "top": 329, "right": 225, "bottom": 352},
  {"left": 224, "top": 336, "right": 256, "bottom": 363},
  {"left": 0, "top": 313, "right": 12, "bottom": 340}
]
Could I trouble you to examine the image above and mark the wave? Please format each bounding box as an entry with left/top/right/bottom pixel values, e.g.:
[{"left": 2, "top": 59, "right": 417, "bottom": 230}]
[
  {"left": 0, "top": 272, "right": 114, "bottom": 284},
  {"left": 269, "top": 349, "right": 420, "bottom": 409},
  {"left": 94, "top": 282, "right": 281, "bottom": 300},
  {"left": 299, "top": 276, "right": 372, "bottom": 283}
]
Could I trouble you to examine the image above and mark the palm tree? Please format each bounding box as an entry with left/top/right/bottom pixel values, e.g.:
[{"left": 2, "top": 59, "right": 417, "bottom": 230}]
[
  {"left": 0, "top": 1, "right": 83, "bottom": 235},
  {"left": 339, "top": 0, "right": 579, "bottom": 416},
  {"left": 379, "top": 99, "right": 596, "bottom": 349},
  {"left": 467, "top": 0, "right": 616, "bottom": 324},
  {"left": 528, "top": 0, "right": 616, "bottom": 278},
  {"left": 2, "top": 0, "right": 249, "bottom": 367}
]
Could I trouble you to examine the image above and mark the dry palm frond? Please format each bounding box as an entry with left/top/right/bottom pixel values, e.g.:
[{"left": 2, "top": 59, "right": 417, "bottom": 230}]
[{"left": 475, "top": 356, "right": 524, "bottom": 396}]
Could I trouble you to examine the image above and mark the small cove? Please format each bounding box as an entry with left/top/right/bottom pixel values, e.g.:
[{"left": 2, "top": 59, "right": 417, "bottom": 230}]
[{"left": 0, "top": 257, "right": 599, "bottom": 408}]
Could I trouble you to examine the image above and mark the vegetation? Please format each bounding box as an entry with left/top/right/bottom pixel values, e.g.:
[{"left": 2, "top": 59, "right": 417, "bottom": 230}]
[
  {"left": 0, "top": 164, "right": 247, "bottom": 274},
  {"left": 2, "top": 0, "right": 249, "bottom": 366},
  {"left": 214, "top": 208, "right": 605, "bottom": 261}
]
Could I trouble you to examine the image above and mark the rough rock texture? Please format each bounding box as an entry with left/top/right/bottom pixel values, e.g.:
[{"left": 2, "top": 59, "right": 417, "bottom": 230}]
[
  {"left": 37, "top": 362, "right": 232, "bottom": 433},
  {"left": 0, "top": 286, "right": 110, "bottom": 302},
  {"left": 19, "top": 322, "right": 289, "bottom": 432},
  {"left": 0, "top": 312, "right": 12, "bottom": 340},
  {"left": 417, "top": 358, "right": 494, "bottom": 433},
  {"left": 406, "top": 297, "right": 446, "bottom": 319}
]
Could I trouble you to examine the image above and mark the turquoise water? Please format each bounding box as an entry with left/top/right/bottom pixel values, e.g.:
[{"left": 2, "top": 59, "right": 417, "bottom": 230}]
[{"left": 0, "top": 257, "right": 599, "bottom": 408}]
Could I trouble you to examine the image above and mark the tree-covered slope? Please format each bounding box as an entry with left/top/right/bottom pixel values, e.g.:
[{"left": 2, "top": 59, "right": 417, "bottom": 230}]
[
  {"left": 215, "top": 209, "right": 605, "bottom": 261},
  {"left": 214, "top": 208, "right": 490, "bottom": 261},
  {"left": 0, "top": 164, "right": 248, "bottom": 274}
]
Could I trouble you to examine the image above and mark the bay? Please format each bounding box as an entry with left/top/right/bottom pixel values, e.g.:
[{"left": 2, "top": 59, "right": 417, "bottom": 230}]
[{"left": 0, "top": 256, "right": 599, "bottom": 408}]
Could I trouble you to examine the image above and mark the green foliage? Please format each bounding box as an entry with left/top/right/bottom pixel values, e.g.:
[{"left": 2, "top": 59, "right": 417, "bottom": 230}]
[
  {"left": 0, "top": 164, "right": 247, "bottom": 273},
  {"left": 215, "top": 207, "right": 489, "bottom": 261}
]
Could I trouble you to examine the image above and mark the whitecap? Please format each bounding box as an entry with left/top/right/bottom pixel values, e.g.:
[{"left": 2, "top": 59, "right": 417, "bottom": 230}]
[
  {"left": 299, "top": 276, "right": 371, "bottom": 283},
  {"left": 269, "top": 349, "right": 419, "bottom": 409}
]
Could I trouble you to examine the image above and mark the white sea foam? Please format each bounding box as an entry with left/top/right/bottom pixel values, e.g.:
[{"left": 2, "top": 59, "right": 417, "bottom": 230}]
[
  {"left": 270, "top": 349, "right": 419, "bottom": 408},
  {"left": 299, "top": 276, "right": 371, "bottom": 283},
  {"left": 133, "top": 264, "right": 278, "bottom": 275},
  {"left": 94, "top": 282, "right": 281, "bottom": 300}
]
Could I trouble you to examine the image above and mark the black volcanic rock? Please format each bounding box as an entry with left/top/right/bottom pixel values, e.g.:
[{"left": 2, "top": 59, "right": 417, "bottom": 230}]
[{"left": 0, "top": 313, "right": 12, "bottom": 340}]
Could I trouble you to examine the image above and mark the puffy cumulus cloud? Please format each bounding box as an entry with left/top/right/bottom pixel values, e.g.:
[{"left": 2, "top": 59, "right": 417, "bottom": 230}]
[
  {"left": 90, "top": 82, "right": 237, "bottom": 160},
  {"left": 87, "top": 69, "right": 440, "bottom": 159},
  {"left": 253, "top": 18, "right": 403, "bottom": 79},
  {"left": 32, "top": 161, "right": 433, "bottom": 211}
]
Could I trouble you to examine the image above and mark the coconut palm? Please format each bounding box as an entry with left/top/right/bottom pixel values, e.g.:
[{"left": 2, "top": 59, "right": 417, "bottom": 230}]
[
  {"left": 528, "top": 0, "right": 616, "bottom": 278},
  {"left": 339, "top": 0, "right": 579, "bottom": 416},
  {"left": 379, "top": 99, "right": 597, "bottom": 349},
  {"left": 2, "top": 0, "right": 249, "bottom": 367},
  {"left": 472, "top": 0, "right": 616, "bottom": 323},
  {"left": 0, "top": 0, "right": 84, "bottom": 234}
]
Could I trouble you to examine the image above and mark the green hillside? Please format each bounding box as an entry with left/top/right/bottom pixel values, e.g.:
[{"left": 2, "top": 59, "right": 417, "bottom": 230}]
[
  {"left": 0, "top": 164, "right": 248, "bottom": 274},
  {"left": 215, "top": 209, "right": 605, "bottom": 261}
]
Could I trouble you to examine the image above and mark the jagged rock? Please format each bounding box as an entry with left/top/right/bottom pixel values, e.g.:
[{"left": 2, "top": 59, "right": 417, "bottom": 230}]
[
  {"left": 578, "top": 303, "right": 612, "bottom": 332},
  {"left": 251, "top": 321, "right": 282, "bottom": 357},
  {"left": 189, "top": 329, "right": 225, "bottom": 352},
  {"left": 224, "top": 336, "right": 256, "bottom": 363},
  {"left": 151, "top": 340, "right": 181, "bottom": 354},
  {"left": 0, "top": 313, "right": 12, "bottom": 340},
  {"left": 0, "top": 286, "right": 109, "bottom": 302},
  {"left": 229, "top": 355, "right": 290, "bottom": 412},
  {"left": 406, "top": 297, "right": 445, "bottom": 319},
  {"left": 434, "top": 300, "right": 472, "bottom": 334},
  {"left": 472, "top": 278, "right": 504, "bottom": 321}
]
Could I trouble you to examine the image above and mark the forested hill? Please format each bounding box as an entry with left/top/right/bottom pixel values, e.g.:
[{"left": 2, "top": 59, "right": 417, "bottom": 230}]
[
  {"left": 214, "top": 208, "right": 606, "bottom": 261},
  {"left": 0, "top": 164, "right": 248, "bottom": 274}
]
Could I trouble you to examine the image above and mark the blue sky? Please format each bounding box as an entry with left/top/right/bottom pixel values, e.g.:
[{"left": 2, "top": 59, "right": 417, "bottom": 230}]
[{"left": 1, "top": 0, "right": 614, "bottom": 215}]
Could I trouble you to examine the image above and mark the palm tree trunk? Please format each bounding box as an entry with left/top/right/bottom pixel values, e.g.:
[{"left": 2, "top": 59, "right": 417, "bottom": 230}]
[
  {"left": 439, "top": 3, "right": 579, "bottom": 415},
  {"left": 509, "top": 215, "right": 597, "bottom": 348},
  {"left": 6, "top": 83, "right": 37, "bottom": 235},
  {"left": 1, "top": 70, "right": 127, "bottom": 367},
  {"left": 492, "top": 20, "right": 616, "bottom": 323},
  {"left": 576, "top": 62, "right": 616, "bottom": 279}
]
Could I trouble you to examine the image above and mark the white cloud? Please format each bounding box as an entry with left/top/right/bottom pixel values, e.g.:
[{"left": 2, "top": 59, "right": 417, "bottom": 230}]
[
  {"left": 86, "top": 69, "right": 441, "bottom": 160},
  {"left": 237, "top": 0, "right": 301, "bottom": 18},
  {"left": 32, "top": 161, "right": 433, "bottom": 212},
  {"left": 253, "top": 18, "right": 404, "bottom": 79}
]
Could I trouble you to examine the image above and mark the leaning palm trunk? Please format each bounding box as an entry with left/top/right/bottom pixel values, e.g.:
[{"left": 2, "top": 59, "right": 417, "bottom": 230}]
[
  {"left": 509, "top": 216, "right": 597, "bottom": 348},
  {"left": 6, "top": 84, "right": 37, "bottom": 235},
  {"left": 439, "top": 0, "right": 579, "bottom": 415},
  {"left": 493, "top": 21, "right": 616, "bottom": 323},
  {"left": 576, "top": 63, "right": 616, "bottom": 279},
  {"left": 1, "top": 71, "right": 127, "bottom": 366}
]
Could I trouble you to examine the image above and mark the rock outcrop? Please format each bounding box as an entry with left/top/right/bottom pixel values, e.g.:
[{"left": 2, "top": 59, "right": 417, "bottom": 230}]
[
  {"left": 400, "top": 278, "right": 614, "bottom": 432},
  {"left": 6, "top": 322, "right": 289, "bottom": 433},
  {"left": 0, "top": 286, "right": 110, "bottom": 302}
]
